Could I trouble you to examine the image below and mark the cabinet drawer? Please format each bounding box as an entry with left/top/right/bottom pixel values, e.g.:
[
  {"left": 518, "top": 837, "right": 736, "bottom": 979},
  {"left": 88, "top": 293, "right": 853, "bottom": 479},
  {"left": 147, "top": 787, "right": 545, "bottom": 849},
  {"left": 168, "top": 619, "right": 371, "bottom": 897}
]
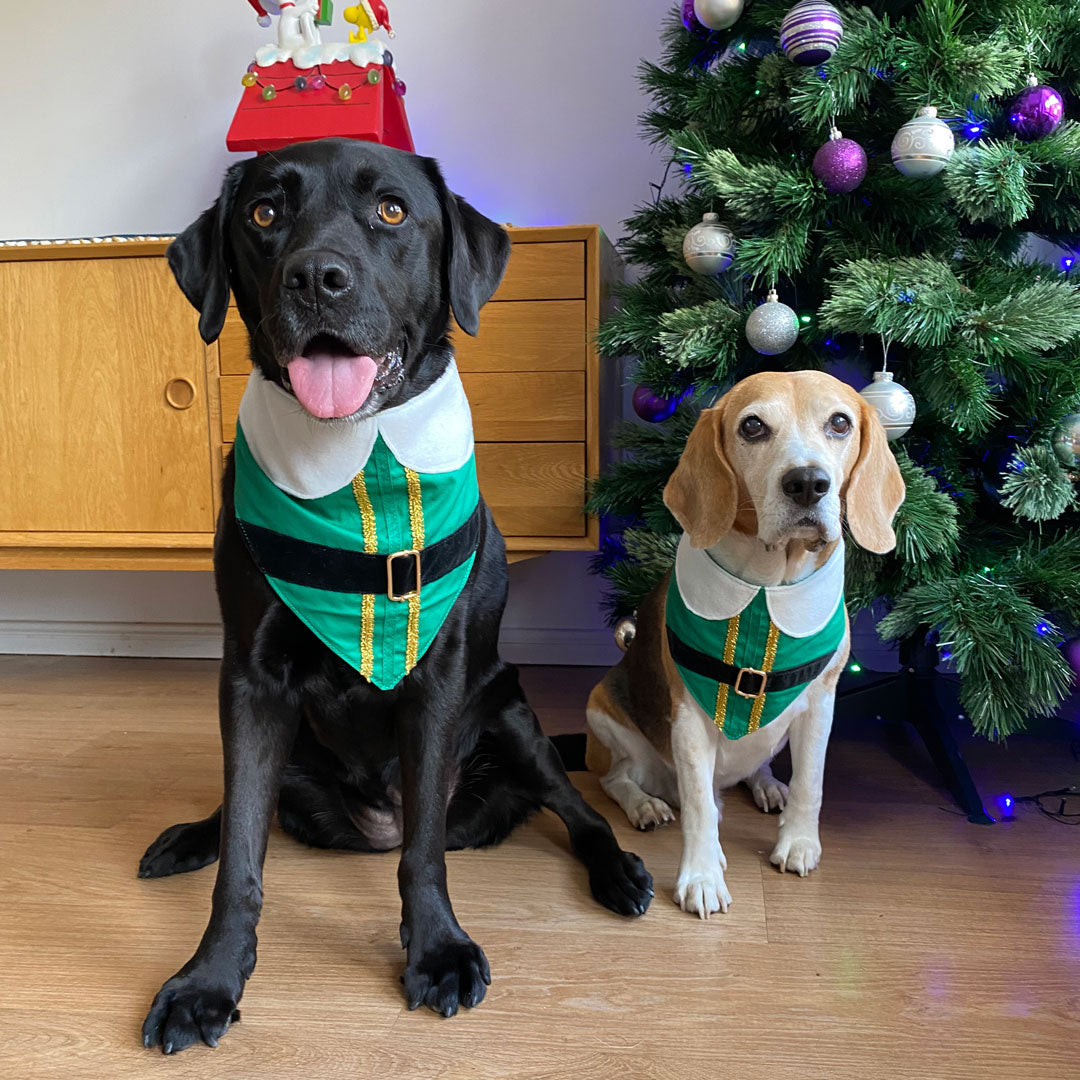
[
  {"left": 461, "top": 372, "right": 583, "bottom": 441},
  {"left": 456, "top": 300, "right": 586, "bottom": 372},
  {"left": 492, "top": 242, "right": 584, "bottom": 301},
  {"left": 475, "top": 443, "right": 585, "bottom": 537},
  {"left": 219, "top": 310, "right": 250, "bottom": 374},
  {"left": 221, "top": 371, "right": 585, "bottom": 444}
]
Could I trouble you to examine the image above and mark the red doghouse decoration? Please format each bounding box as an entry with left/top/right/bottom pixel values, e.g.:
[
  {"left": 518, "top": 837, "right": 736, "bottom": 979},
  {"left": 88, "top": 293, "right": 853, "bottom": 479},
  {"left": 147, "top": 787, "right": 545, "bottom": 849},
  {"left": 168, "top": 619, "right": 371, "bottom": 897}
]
[{"left": 228, "top": 1, "right": 413, "bottom": 155}]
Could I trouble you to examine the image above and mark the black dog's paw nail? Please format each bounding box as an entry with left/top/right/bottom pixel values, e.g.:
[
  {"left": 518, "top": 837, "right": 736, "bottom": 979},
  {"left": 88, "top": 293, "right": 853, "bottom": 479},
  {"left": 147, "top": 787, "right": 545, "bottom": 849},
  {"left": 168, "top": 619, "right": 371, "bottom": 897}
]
[
  {"left": 142, "top": 974, "right": 240, "bottom": 1054},
  {"left": 589, "top": 849, "right": 654, "bottom": 918},
  {"left": 402, "top": 937, "right": 490, "bottom": 1018}
]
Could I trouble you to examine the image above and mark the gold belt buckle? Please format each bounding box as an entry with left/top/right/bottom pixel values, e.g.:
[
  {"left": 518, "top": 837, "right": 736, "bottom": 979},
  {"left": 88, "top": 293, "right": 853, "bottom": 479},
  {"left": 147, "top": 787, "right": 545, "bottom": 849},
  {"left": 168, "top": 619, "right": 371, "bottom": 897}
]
[
  {"left": 387, "top": 549, "right": 421, "bottom": 601},
  {"left": 733, "top": 666, "right": 767, "bottom": 699}
]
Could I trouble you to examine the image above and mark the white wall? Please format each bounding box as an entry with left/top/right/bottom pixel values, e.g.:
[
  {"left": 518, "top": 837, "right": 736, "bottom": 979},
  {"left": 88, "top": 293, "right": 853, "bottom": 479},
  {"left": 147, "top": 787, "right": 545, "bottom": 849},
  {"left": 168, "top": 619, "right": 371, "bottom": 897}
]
[{"left": 0, "top": 0, "right": 664, "bottom": 664}]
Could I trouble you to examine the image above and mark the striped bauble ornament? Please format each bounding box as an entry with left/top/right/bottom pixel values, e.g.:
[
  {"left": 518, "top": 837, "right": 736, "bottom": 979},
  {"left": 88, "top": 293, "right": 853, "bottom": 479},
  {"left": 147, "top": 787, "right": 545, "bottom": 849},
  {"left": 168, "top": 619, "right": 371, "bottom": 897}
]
[{"left": 779, "top": 1, "right": 843, "bottom": 66}]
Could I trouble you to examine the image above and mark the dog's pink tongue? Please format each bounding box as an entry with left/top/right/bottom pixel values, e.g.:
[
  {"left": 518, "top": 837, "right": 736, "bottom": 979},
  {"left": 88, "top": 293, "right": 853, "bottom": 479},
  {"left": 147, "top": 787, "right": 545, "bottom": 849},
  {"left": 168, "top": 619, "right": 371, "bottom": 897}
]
[{"left": 287, "top": 354, "right": 379, "bottom": 419}]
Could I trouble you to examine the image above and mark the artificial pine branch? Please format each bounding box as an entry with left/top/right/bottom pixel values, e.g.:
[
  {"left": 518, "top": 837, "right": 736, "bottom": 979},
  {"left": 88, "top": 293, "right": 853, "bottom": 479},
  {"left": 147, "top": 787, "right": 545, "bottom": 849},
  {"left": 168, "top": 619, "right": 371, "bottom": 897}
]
[{"left": 1000, "top": 445, "right": 1076, "bottom": 520}]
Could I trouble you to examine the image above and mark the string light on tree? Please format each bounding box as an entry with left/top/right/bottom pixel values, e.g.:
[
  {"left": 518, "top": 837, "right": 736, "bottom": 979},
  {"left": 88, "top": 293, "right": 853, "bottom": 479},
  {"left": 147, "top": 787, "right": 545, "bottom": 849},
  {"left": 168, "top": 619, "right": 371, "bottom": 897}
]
[
  {"left": 779, "top": 1, "right": 843, "bottom": 66},
  {"left": 692, "top": 0, "right": 744, "bottom": 31},
  {"left": 682, "top": 213, "right": 736, "bottom": 275},
  {"left": 745, "top": 288, "right": 800, "bottom": 355},
  {"left": 891, "top": 106, "right": 955, "bottom": 177}
]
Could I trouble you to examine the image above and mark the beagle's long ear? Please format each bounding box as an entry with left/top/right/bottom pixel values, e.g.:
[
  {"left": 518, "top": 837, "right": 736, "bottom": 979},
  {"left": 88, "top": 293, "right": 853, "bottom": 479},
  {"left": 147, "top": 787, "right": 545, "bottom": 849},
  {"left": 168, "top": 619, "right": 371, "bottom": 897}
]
[
  {"left": 166, "top": 163, "right": 244, "bottom": 345},
  {"left": 423, "top": 158, "right": 511, "bottom": 336},
  {"left": 663, "top": 400, "right": 739, "bottom": 549},
  {"left": 845, "top": 396, "right": 906, "bottom": 554}
]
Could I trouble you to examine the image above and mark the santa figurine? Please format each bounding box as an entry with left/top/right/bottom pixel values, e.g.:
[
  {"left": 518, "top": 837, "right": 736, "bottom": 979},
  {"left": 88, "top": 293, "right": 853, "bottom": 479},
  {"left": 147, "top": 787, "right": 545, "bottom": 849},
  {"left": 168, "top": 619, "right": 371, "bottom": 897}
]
[
  {"left": 343, "top": 1, "right": 395, "bottom": 42},
  {"left": 247, "top": 1, "right": 324, "bottom": 51}
]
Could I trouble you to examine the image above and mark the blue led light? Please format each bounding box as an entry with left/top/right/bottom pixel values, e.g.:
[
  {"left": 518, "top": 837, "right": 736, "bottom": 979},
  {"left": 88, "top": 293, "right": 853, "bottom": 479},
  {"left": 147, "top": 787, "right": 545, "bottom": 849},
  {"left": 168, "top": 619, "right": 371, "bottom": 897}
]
[
  {"left": 1036, "top": 621, "right": 1052, "bottom": 636},
  {"left": 683, "top": 162, "right": 693, "bottom": 174},
  {"left": 1062, "top": 256, "right": 1075, "bottom": 270},
  {"left": 940, "top": 649, "right": 952, "bottom": 661}
]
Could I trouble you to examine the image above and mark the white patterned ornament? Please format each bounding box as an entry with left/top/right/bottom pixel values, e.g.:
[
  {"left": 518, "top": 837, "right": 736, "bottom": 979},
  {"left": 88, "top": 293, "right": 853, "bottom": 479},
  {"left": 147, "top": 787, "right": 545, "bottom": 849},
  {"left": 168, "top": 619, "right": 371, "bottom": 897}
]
[
  {"left": 693, "top": 0, "right": 745, "bottom": 31},
  {"left": 860, "top": 371, "right": 916, "bottom": 440},
  {"left": 745, "top": 289, "right": 799, "bottom": 355},
  {"left": 1052, "top": 413, "right": 1080, "bottom": 468},
  {"left": 779, "top": 1, "right": 843, "bottom": 66},
  {"left": 682, "top": 213, "right": 736, "bottom": 275},
  {"left": 891, "top": 106, "right": 955, "bottom": 178}
]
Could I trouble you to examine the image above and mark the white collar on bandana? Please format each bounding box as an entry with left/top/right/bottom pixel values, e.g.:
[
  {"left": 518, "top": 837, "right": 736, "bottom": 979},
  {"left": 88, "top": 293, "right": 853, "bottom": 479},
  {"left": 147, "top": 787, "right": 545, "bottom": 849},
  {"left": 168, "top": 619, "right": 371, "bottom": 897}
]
[
  {"left": 237, "top": 358, "right": 474, "bottom": 500},
  {"left": 674, "top": 533, "right": 845, "bottom": 639}
]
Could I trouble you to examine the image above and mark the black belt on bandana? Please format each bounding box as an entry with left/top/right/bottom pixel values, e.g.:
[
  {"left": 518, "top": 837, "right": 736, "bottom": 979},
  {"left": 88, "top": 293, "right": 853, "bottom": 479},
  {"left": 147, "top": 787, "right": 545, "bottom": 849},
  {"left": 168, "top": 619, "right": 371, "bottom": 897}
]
[
  {"left": 666, "top": 626, "right": 837, "bottom": 698},
  {"left": 237, "top": 501, "right": 484, "bottom": 598}
]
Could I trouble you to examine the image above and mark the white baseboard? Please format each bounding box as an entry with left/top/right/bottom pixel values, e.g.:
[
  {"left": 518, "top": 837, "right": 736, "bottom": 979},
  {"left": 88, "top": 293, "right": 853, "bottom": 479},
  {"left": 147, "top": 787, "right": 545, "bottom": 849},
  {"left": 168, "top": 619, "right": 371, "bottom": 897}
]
[{"left": 0, "top": 619, "right": 619, "bottom": 668}]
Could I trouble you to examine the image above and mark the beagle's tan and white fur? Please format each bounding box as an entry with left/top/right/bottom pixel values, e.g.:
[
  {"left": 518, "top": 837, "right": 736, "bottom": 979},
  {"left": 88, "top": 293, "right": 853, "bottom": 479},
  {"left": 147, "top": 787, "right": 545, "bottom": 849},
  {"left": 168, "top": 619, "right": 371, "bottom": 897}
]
[{"left": 586, "top": 371, "right": 905, "bottom": 918}]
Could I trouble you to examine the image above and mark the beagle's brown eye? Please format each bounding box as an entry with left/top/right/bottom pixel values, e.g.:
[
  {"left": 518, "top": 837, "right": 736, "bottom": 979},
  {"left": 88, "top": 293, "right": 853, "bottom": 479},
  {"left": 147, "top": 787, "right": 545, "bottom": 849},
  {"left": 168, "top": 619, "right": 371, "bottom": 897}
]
[
  {"left": 739, "top": 415, "right": 768, "bottom": 440},
  {"left": 828, "top": 413, "right": 851, "bottom": 436},
  {"left": 252, "top": 203, "right": 276, "bottom": 228},
  {"left": 377, "top": 199, "right": 407, "bottom": 226}
]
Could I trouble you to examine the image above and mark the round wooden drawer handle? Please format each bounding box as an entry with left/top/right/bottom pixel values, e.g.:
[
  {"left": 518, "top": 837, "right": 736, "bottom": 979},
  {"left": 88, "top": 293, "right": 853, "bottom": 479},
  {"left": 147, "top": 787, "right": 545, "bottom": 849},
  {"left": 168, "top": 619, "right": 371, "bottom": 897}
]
[{"left": 164, "top": 377, "right": 197, "bottom": 410}]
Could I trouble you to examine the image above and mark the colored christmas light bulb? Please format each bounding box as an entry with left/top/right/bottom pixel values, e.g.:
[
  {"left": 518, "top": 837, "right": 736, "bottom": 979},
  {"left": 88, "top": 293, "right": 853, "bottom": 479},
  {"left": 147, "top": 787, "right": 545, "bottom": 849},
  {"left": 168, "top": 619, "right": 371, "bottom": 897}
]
[
  {"left": 338, "top": 83, "right": 352, "bottom": 101},
  {"left": 242, "top": 72, "right": 257, "bottom": 87},
  {"left": 261, "top": 85, "right": 276, "bottom": 101},
  {"left": 310, "top": 74, "right": 326, "bottom": 90}
]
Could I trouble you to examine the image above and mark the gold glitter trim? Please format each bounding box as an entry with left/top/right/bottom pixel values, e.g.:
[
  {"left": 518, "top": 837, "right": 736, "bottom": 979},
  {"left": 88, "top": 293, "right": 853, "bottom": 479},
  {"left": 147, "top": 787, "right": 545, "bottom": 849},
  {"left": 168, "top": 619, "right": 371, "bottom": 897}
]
[
  {"left": 712, "top": 614, "right": 741, "bottom": 731},
  {"left": 747, "top": 620, "right": 781, "bottom": 733},
  {"left": 352, "top": 472, "right": 378, "bottom": 679},
  {"left": 404, "top": 468, "right": 425, "bottom": 672}
]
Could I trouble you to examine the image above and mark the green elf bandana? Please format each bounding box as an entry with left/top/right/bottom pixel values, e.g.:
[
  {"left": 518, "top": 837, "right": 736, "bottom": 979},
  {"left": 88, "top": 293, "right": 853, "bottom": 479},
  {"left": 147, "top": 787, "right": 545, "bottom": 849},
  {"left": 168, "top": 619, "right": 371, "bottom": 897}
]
[
  {"left": 665, "top": 535, "right": 846, "bottom": 740},
  {"left": 233, "top": 360, "right": 479, "bottom": 691}
]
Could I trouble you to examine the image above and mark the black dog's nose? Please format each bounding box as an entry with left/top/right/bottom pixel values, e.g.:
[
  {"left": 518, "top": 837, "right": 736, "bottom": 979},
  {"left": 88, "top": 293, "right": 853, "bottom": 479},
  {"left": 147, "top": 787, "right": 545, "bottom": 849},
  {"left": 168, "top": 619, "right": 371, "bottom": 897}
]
[
  {"left": 781, "top": 467, "right": 830, "bottom": 507},
  {"left": 282, "top": 252, "right": 353, "bottom": 300}
]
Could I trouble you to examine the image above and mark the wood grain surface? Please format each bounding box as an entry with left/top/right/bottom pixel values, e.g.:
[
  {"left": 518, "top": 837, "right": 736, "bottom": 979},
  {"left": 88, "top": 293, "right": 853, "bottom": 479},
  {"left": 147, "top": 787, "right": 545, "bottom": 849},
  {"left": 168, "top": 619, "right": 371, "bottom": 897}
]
[
  {"left": 0, "top": 258, "right": 214, "bottom": 533},
  {"left": 0, "top": 655, "right": 1076, "bottom": 1080}
]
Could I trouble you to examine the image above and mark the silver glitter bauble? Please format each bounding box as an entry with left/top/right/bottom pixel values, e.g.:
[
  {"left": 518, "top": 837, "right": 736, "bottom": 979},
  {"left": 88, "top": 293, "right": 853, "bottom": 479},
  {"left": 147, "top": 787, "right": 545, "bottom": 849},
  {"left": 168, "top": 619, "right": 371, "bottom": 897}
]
[
  {"left": 693, "top": 0, "right": 745, "bottom": 31},
  {"left": 614, "top": 616, "right": 637, "bottom": 653},
  {"left": 779, "top": 1, "right": 843, "bottom": 66},
  {"left": 682, "top": 212, "right": 736, "bottom": 275},
  {"left": 1052, "top": 413, "right": 1080, "bottom": 468},
  {"left": 891, "top": 105, "right": 955, "bottom": 178},
  {"left": 859, "top": 371, "right": 916, "bottom": 440},
  {"left": 745, "top": 289, "right": 799, "bottom": 355}
]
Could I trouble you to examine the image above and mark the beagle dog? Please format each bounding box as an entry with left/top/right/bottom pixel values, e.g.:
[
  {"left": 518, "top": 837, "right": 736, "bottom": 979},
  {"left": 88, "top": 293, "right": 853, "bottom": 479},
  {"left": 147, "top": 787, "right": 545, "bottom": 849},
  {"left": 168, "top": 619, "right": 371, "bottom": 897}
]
[{"left": 586, "top": 371, "right": 905, "bottom": 918}]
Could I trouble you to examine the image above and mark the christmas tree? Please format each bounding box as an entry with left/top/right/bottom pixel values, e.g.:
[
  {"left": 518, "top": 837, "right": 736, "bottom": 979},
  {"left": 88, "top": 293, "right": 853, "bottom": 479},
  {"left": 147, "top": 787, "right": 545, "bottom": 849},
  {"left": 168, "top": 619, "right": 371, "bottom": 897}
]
[{"left": 591, "top": 0, "right": 1080, "bottom": 739}]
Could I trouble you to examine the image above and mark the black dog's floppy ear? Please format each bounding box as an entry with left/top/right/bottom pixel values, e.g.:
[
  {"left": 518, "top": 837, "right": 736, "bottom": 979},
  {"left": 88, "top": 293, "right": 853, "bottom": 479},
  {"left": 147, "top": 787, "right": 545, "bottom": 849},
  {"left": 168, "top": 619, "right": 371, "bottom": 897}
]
[
  {"left": 425, "top": 159, "right": 511, "bottom": 336},
  {"left": 167, "top": 163, "right": 244, "bottom": 345}
]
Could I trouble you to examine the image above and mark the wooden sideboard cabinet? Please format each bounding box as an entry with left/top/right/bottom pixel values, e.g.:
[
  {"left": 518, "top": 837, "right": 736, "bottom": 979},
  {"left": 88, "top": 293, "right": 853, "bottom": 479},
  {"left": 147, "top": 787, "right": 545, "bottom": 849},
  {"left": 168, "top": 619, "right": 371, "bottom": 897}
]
[{"left": 0, "top": 226, "right": 615, "bottom": 570}]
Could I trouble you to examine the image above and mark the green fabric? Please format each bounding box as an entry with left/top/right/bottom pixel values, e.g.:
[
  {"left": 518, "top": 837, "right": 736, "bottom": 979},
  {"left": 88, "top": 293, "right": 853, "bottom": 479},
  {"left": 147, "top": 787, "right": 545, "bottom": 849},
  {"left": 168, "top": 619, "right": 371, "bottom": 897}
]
[
  {"left": 666, "top": 574, "right": 845, "bottom": 739},
  {"left": 233, "top": 426, "right": 478, "bottom": 690}
]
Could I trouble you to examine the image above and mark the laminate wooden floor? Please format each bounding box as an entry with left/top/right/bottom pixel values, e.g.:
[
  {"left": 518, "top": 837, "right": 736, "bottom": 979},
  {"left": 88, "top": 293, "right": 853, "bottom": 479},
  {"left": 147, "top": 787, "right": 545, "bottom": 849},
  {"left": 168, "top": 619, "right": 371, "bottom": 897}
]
[{"left": 1, "top": 655, "right": 1077, "bottom": 1080}]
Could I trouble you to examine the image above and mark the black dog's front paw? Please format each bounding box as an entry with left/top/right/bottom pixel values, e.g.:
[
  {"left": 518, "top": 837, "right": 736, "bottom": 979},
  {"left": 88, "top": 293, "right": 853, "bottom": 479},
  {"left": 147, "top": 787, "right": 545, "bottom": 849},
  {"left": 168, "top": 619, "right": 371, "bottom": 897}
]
[
  {"left": 588, "top": 848, "right": 654, "bottom": 917},
  {"left": 402, "top": 935, "right": 491, "bottom": 1017},
  {"left": 142, "top": 974, "right": 241, "bottom": 1054},
  {"left": 138, "top": 817, "right": 220, "bottom": 879}
]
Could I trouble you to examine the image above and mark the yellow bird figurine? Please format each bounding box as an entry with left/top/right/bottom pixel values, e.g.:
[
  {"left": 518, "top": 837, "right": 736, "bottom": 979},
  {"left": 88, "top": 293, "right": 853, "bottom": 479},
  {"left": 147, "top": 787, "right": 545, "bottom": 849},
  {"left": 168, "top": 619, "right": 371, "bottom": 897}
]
[{"left": 343, "top": 1, "right": 394, "bottom": 43}]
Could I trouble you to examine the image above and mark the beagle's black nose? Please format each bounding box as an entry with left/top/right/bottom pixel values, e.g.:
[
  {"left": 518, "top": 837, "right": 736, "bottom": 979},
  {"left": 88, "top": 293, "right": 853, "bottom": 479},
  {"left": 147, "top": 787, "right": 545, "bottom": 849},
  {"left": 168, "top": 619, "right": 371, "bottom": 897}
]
[{"left": 782, "top": 466, "right": 830, "bottom": 507}]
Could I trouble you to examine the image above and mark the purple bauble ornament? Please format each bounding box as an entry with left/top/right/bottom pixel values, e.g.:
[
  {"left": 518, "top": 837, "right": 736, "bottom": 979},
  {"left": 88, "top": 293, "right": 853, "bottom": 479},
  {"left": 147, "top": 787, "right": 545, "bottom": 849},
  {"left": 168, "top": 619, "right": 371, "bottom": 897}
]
[
  {"left": 1008, "top": 76, "right": 1064, "bottom": 141},
  {"left": 780, "top": 1, "right": 843, "bottom": 66},
  {"left": 1063, "top": 636, "right": 1080, "bottom": 682},
  {"left": 633, "top": 385, "right": 679, "bottom": 423},
  {"left": 681, "top": 0, "right": 702, "bottom": 30},
  {"left": 812, "top": 126, "right": 868, "bottom": 193}
]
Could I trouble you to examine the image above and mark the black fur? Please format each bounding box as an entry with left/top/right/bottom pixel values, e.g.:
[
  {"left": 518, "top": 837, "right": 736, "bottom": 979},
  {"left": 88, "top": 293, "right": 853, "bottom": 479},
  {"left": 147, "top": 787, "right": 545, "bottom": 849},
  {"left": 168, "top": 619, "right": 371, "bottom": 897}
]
[{"left": 139, "top": 139, "right": 652, "bottom": 1054}]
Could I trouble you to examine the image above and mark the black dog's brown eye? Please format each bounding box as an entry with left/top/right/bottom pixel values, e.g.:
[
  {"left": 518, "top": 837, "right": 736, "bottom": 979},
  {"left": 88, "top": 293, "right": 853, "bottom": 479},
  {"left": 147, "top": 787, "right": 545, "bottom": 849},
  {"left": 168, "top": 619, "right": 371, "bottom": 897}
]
[
  {"left": 252, "top": 203, "right": 276, "bottom": 228},
  {"left": 377, "top": 199, "right": 407, "bottom": 226},
  {"left": 739, "top": 416, "right": 768, "bottom": 440},
  {"left": 828, "top": 413, "right": 851, "bottom": 435}
]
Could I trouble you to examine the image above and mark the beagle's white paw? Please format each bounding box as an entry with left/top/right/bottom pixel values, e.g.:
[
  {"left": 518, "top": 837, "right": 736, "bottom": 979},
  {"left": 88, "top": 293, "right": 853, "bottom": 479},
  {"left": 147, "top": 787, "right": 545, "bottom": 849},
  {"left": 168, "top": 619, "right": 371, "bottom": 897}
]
[
  {"left": 627, "top": 794, "right": 676, "bottom": 831},
  {"left": 770, "top": 832, "right": 821, "bottom": 877},
  {"left": 673, "top": 865, "right": 732, "bottom": 919},
  {"left": 747, "top": 773, "right": 789, "bottom": 813}
]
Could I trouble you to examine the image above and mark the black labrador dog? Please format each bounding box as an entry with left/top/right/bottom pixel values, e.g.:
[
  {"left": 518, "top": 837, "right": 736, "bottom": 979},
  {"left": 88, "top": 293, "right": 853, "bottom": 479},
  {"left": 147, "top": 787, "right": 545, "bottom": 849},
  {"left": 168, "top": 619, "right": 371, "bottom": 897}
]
[{"left": 138, "top": 138, "right": 652, "bottom": 1054}]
